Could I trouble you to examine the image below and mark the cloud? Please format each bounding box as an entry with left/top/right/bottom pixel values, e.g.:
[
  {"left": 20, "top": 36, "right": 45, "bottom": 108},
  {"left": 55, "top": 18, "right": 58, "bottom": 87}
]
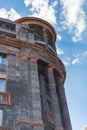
[
  {"left": 72, "top": 58, "right": 80, "bottom": 65},
  {"left": 63, "top": 61, "right": 70, "bottom": 66},
  {"left": 0, "top": 8, "right": 21, "bottom": 21},
  {"left": 62, "top": 56, "right": 71, "bottom": 66},
  {"left": 56, "top": 47, "right": 64, "bottom": 55},
  {"left": 57, "top": 34, "right": 62, "bottom": 41},
  {"left": 60, "top": 0, "right": 86, "bottom": 41},
  {"left": 24, "top": 0, "right": 58, "bottom": 25}
]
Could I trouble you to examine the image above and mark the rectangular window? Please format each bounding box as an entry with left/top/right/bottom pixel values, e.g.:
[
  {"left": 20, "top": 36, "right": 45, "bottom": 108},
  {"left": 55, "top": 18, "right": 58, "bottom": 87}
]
[
  {"left": 0, "top": 79, "right": 5, "bottom": 92},
  {"left": 0, "top": 109, "right": 3, "bottom": 126},
  {"left": 0, "top": 53, "right": 6, "bottom": 72}
]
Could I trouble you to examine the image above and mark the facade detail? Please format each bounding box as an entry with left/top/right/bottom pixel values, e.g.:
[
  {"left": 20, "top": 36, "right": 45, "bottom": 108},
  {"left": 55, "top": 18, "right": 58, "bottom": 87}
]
[{"left": 0, "top": 17, "right": 72, "bottom": 130}]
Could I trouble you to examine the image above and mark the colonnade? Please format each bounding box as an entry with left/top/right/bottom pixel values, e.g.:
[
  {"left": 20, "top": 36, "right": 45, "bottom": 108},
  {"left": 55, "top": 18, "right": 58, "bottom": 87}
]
[{"left": 29, "top": 57, "right": 72, "bottom": 130}]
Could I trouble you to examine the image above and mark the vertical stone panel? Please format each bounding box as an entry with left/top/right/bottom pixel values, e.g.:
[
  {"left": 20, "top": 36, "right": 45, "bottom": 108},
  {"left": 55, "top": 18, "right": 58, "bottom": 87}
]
[
  {"left": 56, "top": 77, "right": 72, "bottom": 130},
  {"left": 29, "top": 57, "right": 44, "bottom": 130},
  {"left": 20, "top": 59, "right": 31, "bottom": 119},
  {"left": 6, "top": 54, "right": 21, "bottom": 130},
  {"left": 47, "top": 65, "right": 64, "bottom": 130}
]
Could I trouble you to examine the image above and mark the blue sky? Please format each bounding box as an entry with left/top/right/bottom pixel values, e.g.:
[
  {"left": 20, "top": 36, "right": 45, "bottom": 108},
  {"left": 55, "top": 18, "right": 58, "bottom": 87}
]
[{"left": 0, "top": 0, "right": 87, "bottom": 130}]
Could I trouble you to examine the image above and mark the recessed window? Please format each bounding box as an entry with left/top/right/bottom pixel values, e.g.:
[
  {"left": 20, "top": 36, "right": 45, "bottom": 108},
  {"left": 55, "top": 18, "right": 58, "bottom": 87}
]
[
  {"left": 0, "top": 109, "right": 3, "bottom": 126},
  {"left": 0, "top": 79, "right": 5, "bottom": 92},
  {"left": 0, "top": 54, "right": 6, "bottom": 72}
]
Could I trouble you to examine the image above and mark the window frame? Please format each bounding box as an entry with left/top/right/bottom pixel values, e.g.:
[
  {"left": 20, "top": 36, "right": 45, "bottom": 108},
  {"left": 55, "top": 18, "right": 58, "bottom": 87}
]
[
  {"left": 0, "top": 53, "right": 7, "bottom": 72},
  {"left": 0, "top": 109, "right": 3, "bottom": 126},
  {"left": 0, "top": 78, "right": 6, "bottom": 92}
]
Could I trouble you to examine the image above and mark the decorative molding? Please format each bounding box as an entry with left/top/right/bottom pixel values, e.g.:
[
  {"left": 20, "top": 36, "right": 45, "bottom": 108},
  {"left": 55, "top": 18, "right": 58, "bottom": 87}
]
[
  {"left": 45, "top": 64, "right": 54, "bottom": 70},
  {"left": 47, "top": 111, "right": 55, "bottom": 125},
  {"left": 29, "top": 56, "right": 38, "bottom": 62},
  {"left": 55, "top": 126, "right": 64, "bottom": 130},
  {"left": 0, "top": 36, "right": 66, "bottom": 82},
  {"left": 56, "top": 76, "right": 64, "bottom": 82},
  {"left": 0, "top": 126, "right": 13, "bottom": 130},
  {"left": 19, "top": 53, "right": 29, "bottom": 60},
  {"left": 19, "top": 119, "right": 44, "bottom": 127},
  {"left": 0, "top": 92, "right": 12, "bottom": 105},
  {"left": 0, "top": 73, "right": 7, "bottom": 79}
]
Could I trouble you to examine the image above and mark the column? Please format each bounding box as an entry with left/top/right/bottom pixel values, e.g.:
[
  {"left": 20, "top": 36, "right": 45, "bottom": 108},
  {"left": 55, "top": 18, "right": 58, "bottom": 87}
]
[
  {"left": 29, "top": 57, "right": 44, "bottom": 130},
  {"left": 42, "top": 27, "right": 48, "bottom": 48},
  {"left": 16, "top": 24, "right": 20, "bottom": 39},
  {"left": 56, "top": 76, "right": 72, "bottom": 130},
  {"left": 47, "top": 65, "right": 64, "bottom": 130}
]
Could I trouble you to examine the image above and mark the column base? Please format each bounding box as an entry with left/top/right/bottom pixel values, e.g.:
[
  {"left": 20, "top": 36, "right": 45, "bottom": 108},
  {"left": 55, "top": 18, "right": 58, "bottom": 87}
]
[{"left": 55, "top": 126, "right": 64, "bottom": 130}]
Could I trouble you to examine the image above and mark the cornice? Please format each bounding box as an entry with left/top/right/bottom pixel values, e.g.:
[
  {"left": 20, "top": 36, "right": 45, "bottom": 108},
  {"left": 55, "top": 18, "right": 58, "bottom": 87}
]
[
  {"left": 15, "top": 17, "right": 56, "bottom": 41},
  {"left": 0, "top": 36, "right": 66, "bottom": 81}
]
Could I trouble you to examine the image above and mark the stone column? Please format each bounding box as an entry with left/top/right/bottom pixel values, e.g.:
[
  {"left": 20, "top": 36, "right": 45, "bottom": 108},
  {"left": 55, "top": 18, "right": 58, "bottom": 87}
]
[
  {"left": 16, "top": 24, "right": 20, "bottom": 39},
  {"left": 47, "top": 65, "right": 64, "bottom": 130},
  {"left": 42, "top": 27, "right": 48, "bottom": 48},
  {"left": 56, "top": 76, "right": 72, "bottom": 130},
  {"left": 29, "top": 57, "right": 44, "bottom": 130}
]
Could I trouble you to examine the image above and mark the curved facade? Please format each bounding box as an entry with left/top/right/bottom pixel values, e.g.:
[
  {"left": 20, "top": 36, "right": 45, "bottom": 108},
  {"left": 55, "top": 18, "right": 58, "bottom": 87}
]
[{"left": 0, "top": 17, "right": 72, "bottom": 130}]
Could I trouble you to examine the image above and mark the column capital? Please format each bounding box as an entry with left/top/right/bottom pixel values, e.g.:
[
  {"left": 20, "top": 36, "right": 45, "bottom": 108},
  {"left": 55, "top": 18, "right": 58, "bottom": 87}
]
[
  {"left": 19, "top": 53, "right": 29, "bottom": 60},
  {"left": 29, "top": 56, "right": 38, "bottom": 62},
  {"left": 45, "top": 64, "right": 55, "bottom": 70},
  {"left": 56, "top": 75, "right": 64, "bottom": 82},
  {"left": 55, "top": 126, "right": 64, "bottom": 130}
]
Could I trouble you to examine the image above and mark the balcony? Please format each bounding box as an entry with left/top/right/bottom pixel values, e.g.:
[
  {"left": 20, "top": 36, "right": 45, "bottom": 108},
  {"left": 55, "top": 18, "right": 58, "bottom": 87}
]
[
  {"left": 0, "top": 92, "right": 11, "bottom": 105},
  {"left": 0, "top": 64, "right": 6, "bottom": 72},
  {"left": 0, "top": 126, "right": 13, "bottom": 130}
]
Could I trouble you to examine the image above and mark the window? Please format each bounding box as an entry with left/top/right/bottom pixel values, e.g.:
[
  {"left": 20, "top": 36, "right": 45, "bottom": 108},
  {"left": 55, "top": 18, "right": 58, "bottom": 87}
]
[
  {"left": 0, "top": 109, "right": 3, "bottom": 126},
  {"left": 0, "top": 79, "right": 5, "bottom": 92},
  {"left": 0, "top": 54, "right": 6, "bottom": 72}
]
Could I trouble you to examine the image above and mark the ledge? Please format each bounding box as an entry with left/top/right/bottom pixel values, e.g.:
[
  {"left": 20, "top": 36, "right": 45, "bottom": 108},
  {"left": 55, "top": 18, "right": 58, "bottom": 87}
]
[
  {"left": 0, "top": 126, "right": 13, "bottom": 130},
  {"left": 0, "top": 92, "right": 12, "bottom": 105}
]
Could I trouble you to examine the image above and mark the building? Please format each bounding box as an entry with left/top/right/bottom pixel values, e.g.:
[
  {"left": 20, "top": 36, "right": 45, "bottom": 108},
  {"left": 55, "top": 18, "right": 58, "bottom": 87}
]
[
  {"left": 85, "top": 127, "right": 87, "bottom": 130},
  {"left": 0, "top": 17, "right": 72, "bottom": 130}
]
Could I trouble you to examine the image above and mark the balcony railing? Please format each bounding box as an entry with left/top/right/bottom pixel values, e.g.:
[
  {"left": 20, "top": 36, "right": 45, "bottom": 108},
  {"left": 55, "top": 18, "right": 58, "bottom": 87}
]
[
  {"left": 0, "top": 92, "right": 11, "bottom": 105},
  {"left": 0, "top": 64, "right": 6, "bottom": 72},
  {"left": 0, "top": 126, "right": 13, "bottom": 130}
]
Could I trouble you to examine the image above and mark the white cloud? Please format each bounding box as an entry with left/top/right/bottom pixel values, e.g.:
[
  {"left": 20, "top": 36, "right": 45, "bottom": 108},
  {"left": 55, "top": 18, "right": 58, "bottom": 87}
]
[
  {"left": 24, "top": 0, "right": 58, "bottom": 25},
  {"left": 56, "top": 47, "right": 64, "bottom": 55},
  {"left": 72, "top": 58, "right": 80, "bottom": 65},
  {"left": 62, "top": 56, "right": 71, "bottom": 66},
  {"left": 0, "top": 8, "right": 21, "bottom": 21},
  {"left": 60, "top": 0, "right": 86, "bottom": 41},
  {"left": 57, "top": 34, "right": 62, "bottom": 41},
  {"left": 63, "top": 61, "right": 70, "bottom": 66}
]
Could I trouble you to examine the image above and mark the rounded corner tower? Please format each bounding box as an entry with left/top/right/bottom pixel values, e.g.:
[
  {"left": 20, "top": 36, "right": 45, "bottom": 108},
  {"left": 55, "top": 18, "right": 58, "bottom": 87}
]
[{"left": 0, "top": 17, "right": 72, "bottom": 130}]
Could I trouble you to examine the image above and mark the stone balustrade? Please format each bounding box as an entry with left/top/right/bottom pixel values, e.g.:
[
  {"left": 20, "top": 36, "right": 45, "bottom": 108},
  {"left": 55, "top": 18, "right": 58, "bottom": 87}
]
[
  {"left": 0, "top": 92, "right": 11, "bottom": 105},
  {"left": 0, "top": 126, "right": 13, "bottom": 130}
]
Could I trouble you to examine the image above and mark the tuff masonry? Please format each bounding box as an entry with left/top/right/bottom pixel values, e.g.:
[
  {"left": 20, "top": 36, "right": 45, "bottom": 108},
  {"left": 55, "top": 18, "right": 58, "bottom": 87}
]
[{"left": 0, "top": 17, "right": 72, "bottom": 130}]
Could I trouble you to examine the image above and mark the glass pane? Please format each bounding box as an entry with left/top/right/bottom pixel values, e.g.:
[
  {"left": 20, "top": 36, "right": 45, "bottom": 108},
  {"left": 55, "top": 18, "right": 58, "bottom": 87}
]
[
  {"left": 0, "top": 109, "right": 3, "bottom": 126},
  {"left": 0, "top": 79, "right": 5, "bottom": 92},
  {"left": 2, "top": 57, "right": 6, "bottom": 65},
  {"left": 0, "top": 56, "right": 2, "bottom": 64}
]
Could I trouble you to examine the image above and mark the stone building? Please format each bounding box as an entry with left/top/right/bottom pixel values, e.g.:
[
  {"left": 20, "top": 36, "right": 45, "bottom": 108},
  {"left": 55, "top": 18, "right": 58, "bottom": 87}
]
[
  {"left": 85, "top": 127, "right": 87, "bottom": 130},
  {"left": 0, "top": 17, "right": 72, "bottom": 130}
]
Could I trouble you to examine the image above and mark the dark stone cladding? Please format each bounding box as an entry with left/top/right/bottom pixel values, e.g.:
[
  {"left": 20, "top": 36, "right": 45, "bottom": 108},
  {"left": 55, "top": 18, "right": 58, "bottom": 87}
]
[
  {"left": 0, "top": 36, "right": 66, "bottom": 80},
  {"left": 0, "top": 17, "right": 72, "bottom": 130}
]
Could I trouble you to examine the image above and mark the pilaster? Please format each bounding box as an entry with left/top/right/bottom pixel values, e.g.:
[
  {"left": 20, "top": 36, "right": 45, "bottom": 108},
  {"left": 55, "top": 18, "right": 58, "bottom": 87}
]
[
  {"left": 42, "top": 27, "right": 48, "bottom": 48},
  {"left": 47, "top": 64, "right": 64, "bottom": 130},
  {"left": 56, "top": 76, "right": 72, "bottom": 130},
  {"left": 29, "top": 57, "right": 44, "bottom": 130}
]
